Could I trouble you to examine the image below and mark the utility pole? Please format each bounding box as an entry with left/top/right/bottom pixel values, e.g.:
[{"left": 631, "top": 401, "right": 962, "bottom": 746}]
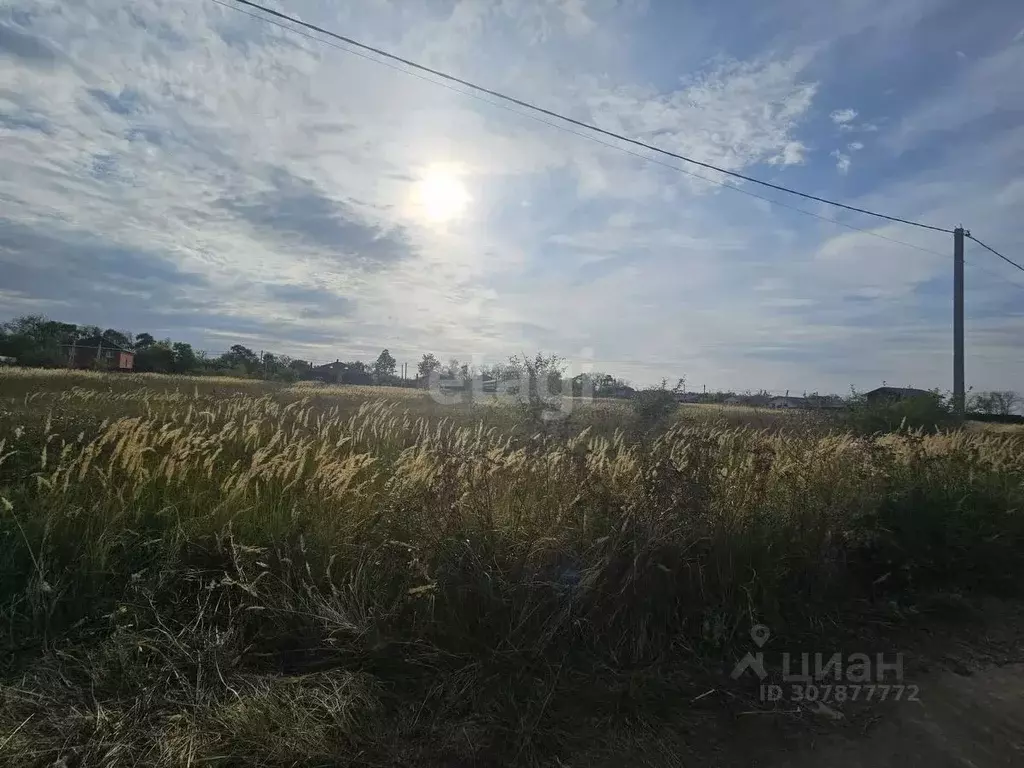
[{"left": 953, "top": 226, "right": 966, "bottom": 418}]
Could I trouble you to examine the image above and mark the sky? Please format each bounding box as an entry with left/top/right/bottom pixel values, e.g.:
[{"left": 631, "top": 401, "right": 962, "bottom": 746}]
[{"left": 1, "top": 0, "right": 1022, "bottom": 393}]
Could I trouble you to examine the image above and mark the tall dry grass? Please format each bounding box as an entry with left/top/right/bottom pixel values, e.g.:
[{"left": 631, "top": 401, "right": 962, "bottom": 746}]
[{"left": 1, "top": 371, "right": 1023, "bottom": 766}]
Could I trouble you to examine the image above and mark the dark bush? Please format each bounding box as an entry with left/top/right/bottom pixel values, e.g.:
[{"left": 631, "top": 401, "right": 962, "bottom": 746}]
[
  {"left": 631, "top": 386, "right": 678, "bottom": 430},
  {"left": 840, "top": 391, "right": 955, "bottom": 435}
]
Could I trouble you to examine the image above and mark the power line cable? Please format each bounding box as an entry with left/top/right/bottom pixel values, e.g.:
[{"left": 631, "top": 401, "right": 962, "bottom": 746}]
[
  {"left": 964, "top": 261, "right": 1024, "bottom": 290},
  {"left": 966, "top": 233, "right": 1024, "bottom": 275},
  {"left": 214, "top": 1, "right": 951, "bottom": 258},
  {"left": 212, "top": 0, "right": 1024, "bottom": 294},
  {"left": 219, "top": 0, "right": 952, "bottom": 235},
  {"left": 964, "top": 245, "right": 1024, "bottom": 292}
]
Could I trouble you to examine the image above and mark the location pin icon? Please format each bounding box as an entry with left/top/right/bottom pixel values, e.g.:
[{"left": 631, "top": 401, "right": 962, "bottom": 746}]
[{"left": 750, "top": 624, "right": 770, "bottom": 648}]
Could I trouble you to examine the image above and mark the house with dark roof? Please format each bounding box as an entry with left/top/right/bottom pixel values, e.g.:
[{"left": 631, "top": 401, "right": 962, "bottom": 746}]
[
  {"left": 864, "top": 386, "right": 934, "bottom": 405},
  {"left": 307, "top": 360, "right": 372, "bottom": 385},
  {"left": 61, "top": 336, "right": 134, "bottom": 371},
  {"left": 804, "top": 394, "right": 847, "bottom": 410},
  {"left": 767, "top": 395, "right": 808, "bottom": 409}
]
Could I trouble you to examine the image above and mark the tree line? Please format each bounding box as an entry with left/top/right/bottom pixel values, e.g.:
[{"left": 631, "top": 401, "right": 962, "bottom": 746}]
[
  {"left": 1, "top": 315, "right": 1018, "bottom": 413},
  {"left": 0, "top": 315, "right": 328, "bottom": 381},
  {"left": 0, "top": 315, "right": 643, "bottom": 395}
]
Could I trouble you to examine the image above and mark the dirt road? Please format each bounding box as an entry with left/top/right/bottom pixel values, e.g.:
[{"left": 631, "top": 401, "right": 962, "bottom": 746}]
[
  {"left": 781, "top": 662, "right": 1024, "bottom": 767},
  {"left": 576, "top": 599, "right": 1024, "bottom": 768}
]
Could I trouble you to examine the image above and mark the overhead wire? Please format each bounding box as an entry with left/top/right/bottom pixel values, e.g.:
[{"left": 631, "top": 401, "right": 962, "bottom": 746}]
[
  {"left": 964, "top": 244, "right": 1024, "bottom": 292},
  {"left": 212, "top": 0, "right": 1024, "bottom": 292},
  {"left": 219, "top": 0, "right": 953, "bottom": 234},
  {"left": 965, "top": 233, "right": 1024, "bottom": 275},
  {"left": 211, "top": 0, "right": 954, "bottom": 262}
]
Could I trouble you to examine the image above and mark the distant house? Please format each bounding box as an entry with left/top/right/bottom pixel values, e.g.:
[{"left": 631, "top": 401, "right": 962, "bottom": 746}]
[
  {"left": 768, "top": 396, "right": 808, "bottom": 409},
  {"left": 308, "top": 360, "right": 372, "bottom": 385},
  {"left": 435, "top": 377, "right": 473, "bottom": 393},
  {"left": 723, "top": 396, "right": 742, "bottom": 406},
  {"left": 673, "top": 392, "right": 701, "bottom": 404},
  {"left": 805, "top": 394, "right": 846, "bottom": 410},
  {"left": 418, "top": 375, "right": 500, "bottom": 395},
  {"left": 309, "top": 361, "right": 345, "bottom": 383},
  {"left": 62, "top": 336, "right": 134, "bottom": 371},
  {"left": 612, "top": 386, "right": 636, "bottom": 399},
  {"left": 865, "top": 386, "right": 934, "bottom": 405}
]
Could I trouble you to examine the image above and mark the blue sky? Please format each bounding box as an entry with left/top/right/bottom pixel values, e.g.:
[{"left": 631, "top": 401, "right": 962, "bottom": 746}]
[{"left": 1, "top": 0, "right": 1022, "bottom": 393}]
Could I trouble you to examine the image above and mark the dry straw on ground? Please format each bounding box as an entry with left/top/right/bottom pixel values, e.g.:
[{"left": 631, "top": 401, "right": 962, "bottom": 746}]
[{"left": 0, "top": 370, "right": 1022, "bottom": 766}]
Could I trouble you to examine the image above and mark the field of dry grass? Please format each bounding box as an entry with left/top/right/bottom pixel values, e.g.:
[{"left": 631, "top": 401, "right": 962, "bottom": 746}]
[{"left": 1, "top": 369, "right": 1023, "bottom": 766}]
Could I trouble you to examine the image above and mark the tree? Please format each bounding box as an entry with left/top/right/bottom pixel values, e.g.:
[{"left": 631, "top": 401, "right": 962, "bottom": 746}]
[
  {"left": 571, "top": 372, "right": 627, "bottom": 398},
  {"left": 971, "top": 391, "right": 1021, "bottom": 416},
  {"left": 0, "top": 315, "right": 73, "bottom": 366},
  {"left": 135, "top": 341, "right": 175, "bottom": 373},
  {"left": 441, "top": 357, "right": 464, "bottom": 380},
  {"left": 373, "top": 348, "right": 396, "bottom": 382},
  {"left": 971, "top": 393, "right": 994, "bottom": 414},
  {"left": 230, "top": 344, "right": 257, "bottom": 364},
  {"left": 507, "top": 352, "right": 566, "bottom": 398},
  {"left": 417, "top": 353, "right": 440, "bottom": 382},
  {"left": 632, "top": 380, "right": 679, "bottom": 430},
  {"left": 101, "top": 328, "right": 133, "bottom": 350},
  {"left": 505, "top": 352, "right": 567, "bottom": 419},
  {"left": 171, "top": 342, "right": 198, "bottom": 373},
  {"left": 2, "top": 315, "right": 49, "bottom": 337},
  {"left": 991, "top": 391, "right": 1020, "bottom": 415},
  {"left": 134, "top": 333, "right": 155, "bottom": 349},
  {"left": 268, "top": 354, "right": 299, "bottom": 381},
  {"left": 262, "top": 352, "right": 277, "bottom": 371},
  {"left": 343, "top": 361, "right": 373, "bottom": 385},
  {"left": 219, "top": 344, "right": 258, "bottom": 373}
]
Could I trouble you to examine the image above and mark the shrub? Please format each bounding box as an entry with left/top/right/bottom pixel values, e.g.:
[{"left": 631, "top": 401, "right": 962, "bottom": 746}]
[
  {"left": 841, "top": 390, "right": 955, "bottom": 435},
  {"left": 631, "top": 385, "right": 678, "bottom": 430}
]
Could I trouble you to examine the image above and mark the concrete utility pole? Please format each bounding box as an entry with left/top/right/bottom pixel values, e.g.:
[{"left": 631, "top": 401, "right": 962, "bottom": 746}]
[{"left": 953, "top": 226, "right": 966, "bottom": 418}]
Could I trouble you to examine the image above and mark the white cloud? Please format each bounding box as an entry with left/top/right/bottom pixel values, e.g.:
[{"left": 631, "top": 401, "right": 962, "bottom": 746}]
[
  {"left": 839, "top": 121, "right": 879, "bottom": 134},
  {"left": 830, "top": 149, "right": 851, "bottom": 173},
  {"left": 0, "top": 0, "right": 819, "bottom": 368},
  {"left": 0, "top": 0, "right": 1021, "bottom": 393},
  {"left": 771, "top": 140, "right": 806, "bottom": 165},
  {"left": 556, "top": 0, "right": 597, "bottom": 37},
  {"left": 576, "top": 53, "right": 817, "bottom": 183},
  {"left": 829, "top": 108, "right": 858, "bottom": 124}
]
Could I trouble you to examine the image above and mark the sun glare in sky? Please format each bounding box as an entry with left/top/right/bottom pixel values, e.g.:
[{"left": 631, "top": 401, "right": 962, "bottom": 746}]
[{"left": 413, "top": 164, "right": 471, "bottom": 224}]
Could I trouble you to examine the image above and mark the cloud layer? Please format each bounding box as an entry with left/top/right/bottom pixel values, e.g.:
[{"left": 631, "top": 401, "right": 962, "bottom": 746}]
[{"left": 1, "top": 0, "right": 1022, "bottom": 393}]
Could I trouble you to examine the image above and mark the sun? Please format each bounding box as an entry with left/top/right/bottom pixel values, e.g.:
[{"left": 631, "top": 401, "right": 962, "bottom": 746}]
[{"left": 413, "top": 165, "right": 470, "bottom": 224}]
